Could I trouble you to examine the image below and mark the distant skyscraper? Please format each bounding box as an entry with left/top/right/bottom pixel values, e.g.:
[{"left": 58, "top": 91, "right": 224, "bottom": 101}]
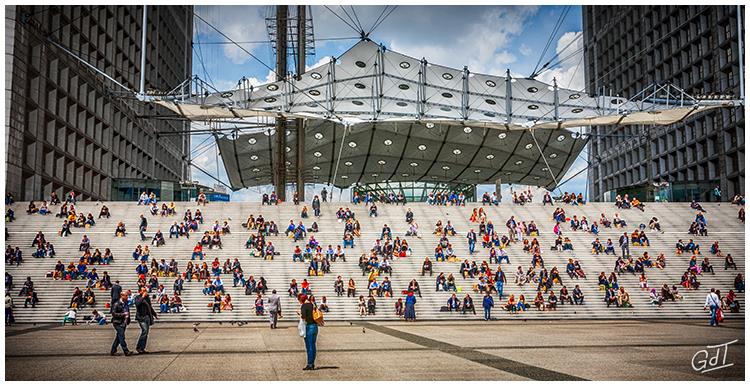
[
  {"left": 5, "top": 5, "right": 193, "bottom": 200},
  {"left": 583, "top": 5, "right": 744, "bottom": 201}
]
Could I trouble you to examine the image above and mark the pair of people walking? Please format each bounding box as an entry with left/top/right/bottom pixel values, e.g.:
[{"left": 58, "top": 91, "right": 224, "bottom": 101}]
[{"left": 110, "top": 287, "right": 157, "bottom": 356}]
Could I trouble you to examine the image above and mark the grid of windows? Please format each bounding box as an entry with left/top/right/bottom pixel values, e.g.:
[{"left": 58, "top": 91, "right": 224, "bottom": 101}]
[
  {"left": 584, "top": 5, "right": 744, "bottom": 201},
  {"left": 6, "top": 5, "right": 192, "bottom": 201}
]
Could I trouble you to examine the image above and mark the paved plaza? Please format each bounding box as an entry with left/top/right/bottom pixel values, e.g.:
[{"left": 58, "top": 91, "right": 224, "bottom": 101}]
[{"left": 5, "top": 319, "right": 744, "bottom": 381}]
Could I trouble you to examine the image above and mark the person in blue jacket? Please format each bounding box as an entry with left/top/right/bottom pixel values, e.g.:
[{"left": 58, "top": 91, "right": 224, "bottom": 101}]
[{"left": 482, "top": 292, "right": 494, "bottom": 321}]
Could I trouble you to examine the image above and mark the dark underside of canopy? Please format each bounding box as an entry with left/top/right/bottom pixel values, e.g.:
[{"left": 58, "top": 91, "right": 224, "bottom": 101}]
[{"left": 216, "top": 119, "right": 586, "bottom": 191}]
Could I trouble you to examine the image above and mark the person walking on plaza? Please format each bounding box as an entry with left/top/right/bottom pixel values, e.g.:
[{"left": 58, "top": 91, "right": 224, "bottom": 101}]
[
  {"left": 404, "top": 291, "right": 417, "bottom": 321},
  {"left": 5, "top": 291, "right": 15, "bottom": 326},
  {"left": 267, "top": 289, "right": 281, "bottom": 329},
  {"left": 703, "top": 288, "right": 721, "bottom": 327},
  {"left": 300, "top": 295, "right": 320, "bottom": 370},
  {"left": 619, "top": 232, "right": 630, "bottom": 259},
  {"left": 110, "top": 292, "right": 132, "bottom": 356},
  {"left": 110, "top": 280, "right": 122, "bottom": 308},
  {"left": 482, "top": 292, "right": 494, "bottom": 321},
  {"left": 321, "top": 187, "right": 328, "bottom": 203},
  {"left": 139, "top": 214, "right": 148, "bottom": 241},
  {"left": 312, "top": 196, "right": 321, "bottom": 217},
  {"left": 135, "top": 287, "right": 157, "bottom": 354}
]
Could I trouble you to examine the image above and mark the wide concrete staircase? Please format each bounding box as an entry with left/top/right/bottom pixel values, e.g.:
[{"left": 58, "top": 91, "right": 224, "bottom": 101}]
[{"left": 5, "top": 200, "right": 745, "bottom": 322}]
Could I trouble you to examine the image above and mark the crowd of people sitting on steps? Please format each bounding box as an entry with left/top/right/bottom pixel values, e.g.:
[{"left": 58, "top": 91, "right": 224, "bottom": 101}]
[{"left": 3, "top": 186, "right": 745, "bottom": 327}]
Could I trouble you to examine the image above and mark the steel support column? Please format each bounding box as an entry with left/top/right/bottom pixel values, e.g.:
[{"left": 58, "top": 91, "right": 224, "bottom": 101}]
[
  {"left": 274, "top": 5, "right": 288, "bottom": 201},
  {"left": 295, "top": 5, "right": 306, "bottom": 202}
]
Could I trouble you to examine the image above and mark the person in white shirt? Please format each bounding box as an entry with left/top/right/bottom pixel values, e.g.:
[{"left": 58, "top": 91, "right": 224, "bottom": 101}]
[
  {"left": 62, "top": 308, "right": 77, "bottom": 325},
  {"left": 703, "top": 288, "right": 721, "bottom": 326}
]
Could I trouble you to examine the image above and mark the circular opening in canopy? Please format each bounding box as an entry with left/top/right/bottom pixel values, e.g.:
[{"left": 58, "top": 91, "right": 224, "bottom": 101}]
[
  {"left": 313, "top": 152, "right": 322, "bottom": 158},
  {"left": 527, "top": 87, "right": 538, "bottom": 93},
  {"left": 399, "top": 61, "right": 411, "bottom": 69},
  {"left": 354, "top": 83, "right": 366, "bottom": 89},
  {"left": 442, "top": 92, "right": 453, "bottom": 98},
  {"left": 348, "top": 141, "right": 357, "bottom": 148},
  {"left": 264, "top": 97, "right": 276, "bottom": 103},
  {"left": 418, "top": 144, "right": 427, "bottom": 151},
  {"left": 398, "top": 84, "right": 410, "bottom": 90},
  {"left": 486, "top": 154, "right": 495, "bottom": 160},
  {"left": 355, "top": 61, "right": 367, "bottom": 68},
  {"left": 309, "top": 89, "right": 321, "bottom": 96},
  {"left": 248, "top": 138, "right": 257, "bottom": 145},
  {"left": 310, "top": 72, "right": 322, "bottom": 80},
  {"left": 352, "top": 100, "right": 364, "bottom": 106},
  {"left": 314, "top": 133, "right": 324, "bottom": 140},
  {"left": 442, "top": 73, "right": 454, "bottom": 80},
  {"left": 498, "top": 133, "right": 507, "bottom": 139},
  {"left": 486, "top": 80, "right": 496, "bottom": 87},
  {"left": 384, "top": 139, "right": 393, "bottom": 146},
  {"left": 571, "top": 108, "right": 583, "bottom": 113},
  {"left": 485, "top": 99, "right": 496, "bottom": 105},
  {"left": 528, "top": 104, "right": 539, "bottom": 110},
  {"left": 266, "top": 84, "right": 279, "bottom": 91}
]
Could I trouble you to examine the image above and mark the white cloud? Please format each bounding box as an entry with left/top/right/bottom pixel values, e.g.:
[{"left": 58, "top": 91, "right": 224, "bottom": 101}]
[
  {"left": 388, "top": 6, "right": 538, "bottom": 75},
  {"left": 519, "top": 43, "right": 532, "bottom": 56},
  {"left": 536, "top": 31, "right": 584, "bottom": 91},
  {"left": 195, "top": 6, "right": 269, "bottom": 65}
]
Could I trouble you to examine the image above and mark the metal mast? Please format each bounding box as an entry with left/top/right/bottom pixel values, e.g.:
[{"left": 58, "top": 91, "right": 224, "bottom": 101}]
[{"left": 274, "top": 5, "right": 288, "bottom": 201}]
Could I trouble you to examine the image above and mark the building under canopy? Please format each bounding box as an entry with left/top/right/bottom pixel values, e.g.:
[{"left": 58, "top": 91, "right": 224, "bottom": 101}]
[{"left": 152, "top": 39, "right": 736, "bottom": 191}]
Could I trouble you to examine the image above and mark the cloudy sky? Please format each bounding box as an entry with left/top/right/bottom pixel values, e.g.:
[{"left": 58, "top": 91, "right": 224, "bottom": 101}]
[{"left": 189, "top": 5, "right": 589, "bottom": 201}]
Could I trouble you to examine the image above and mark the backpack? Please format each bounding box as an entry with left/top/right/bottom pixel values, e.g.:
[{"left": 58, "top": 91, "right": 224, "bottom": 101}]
[{"left": 312, "top": 307, "right": 324, "bottom": 325}]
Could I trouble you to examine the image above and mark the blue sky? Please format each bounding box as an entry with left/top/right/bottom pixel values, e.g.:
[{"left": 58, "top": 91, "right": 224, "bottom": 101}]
[{"left": 189, "top": 5, "right": 589, "bottom": 201}]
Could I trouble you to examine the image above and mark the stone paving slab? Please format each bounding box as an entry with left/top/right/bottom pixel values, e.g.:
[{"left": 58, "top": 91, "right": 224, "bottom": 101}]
[{"left": 4, "top": 320, "right": 744, "bottom": 381}]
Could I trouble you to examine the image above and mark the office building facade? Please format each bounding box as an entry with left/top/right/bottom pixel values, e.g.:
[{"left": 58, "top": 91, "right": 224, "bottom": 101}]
[
  {"left": 583, "top": 5, "right": 744, "bottom": 201},
  {"left": 5, "top": 5, "right": 193, "bottom": 201}
]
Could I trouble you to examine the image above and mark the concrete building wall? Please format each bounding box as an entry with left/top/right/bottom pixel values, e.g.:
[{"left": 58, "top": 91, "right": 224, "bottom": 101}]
[
  {"left": 4, "top": 5, "right": 193, "bottom": 201},
  {"left": 583, "top": 5, "right": 744, "bottom": 201}
]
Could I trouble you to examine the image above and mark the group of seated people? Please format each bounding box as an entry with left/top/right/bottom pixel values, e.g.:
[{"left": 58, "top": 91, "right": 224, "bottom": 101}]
[
  {"left": 479, "top": 191, "right": 501, "bottom": 205},
  {"left": 688, "top": 211, "right": 708, "bottom": 236},
  {"left": 5, "top": 246, "right": 23, "bottom": 266},
  {"left": 137, "top": 191, "right": 159, "bottom": 205},
  {"left": 615, "top": 194, "right": 645, "bottom": 211},
  {"left": 198, "top": 231, "right": 223, "bottom": 249},
  {"left": 426, "top": 191, "right": 467, "bottom": 206},
  {"left": 604, "top": 286, "right": 632, "bottom": 307},
  {"left": 511, "top": 189, "right": 534, "bottom": 205},
  {"left": 445, "top": 293, "right": 477, "bottom": 314},
  {"left": 557, "top": 192, "right": 585, "bottom": 205}
]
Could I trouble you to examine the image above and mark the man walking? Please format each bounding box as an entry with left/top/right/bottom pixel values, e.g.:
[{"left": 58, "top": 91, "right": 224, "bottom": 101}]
[
  {"left": 482, "top": 292, "right": 494, "bottom": 321},
  {"left": 110, "top": 280, "right": 122, "bottom": 307},
  {"left": 110, "top": 292, "right": 132, "bottom": 356},
  {"left": 312, "top": 196, "right": 321, "bottom": 217},
  {"left": 321, "top": 187, "right": 328, "bottom": 203},
  {"left": 703, "top": 288, "right": 721, "bottom": 326},
  {"left": 135, "top": 287, "right": 157, "bottom": 354},
  {"left": 466, "top": 229, "right": 477, "bottom": 255},
  {"left": 139, "top": 214, "right": 148, "bottom": 241},
  {"left": 618, "top": 232, "right": 630, "bottom": 259},
  {"left": 267, "top": 289, "right": 281, "bottom": 329}
]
